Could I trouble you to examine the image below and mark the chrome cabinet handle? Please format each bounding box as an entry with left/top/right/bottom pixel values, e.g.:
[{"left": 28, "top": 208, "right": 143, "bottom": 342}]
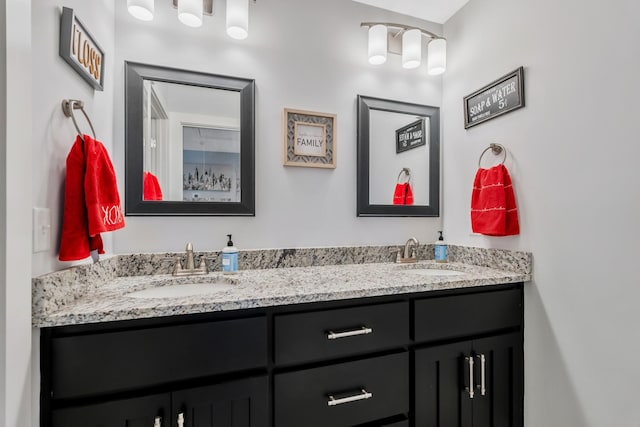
[
  {"left": 327, "top": 389, "right": 373, "bottom": 406},
  {"left": 465, "top": 356, "right": 475, "bottom": 399},
  {"left": 154, "top": 416, "right": 162, "bottom": 427},
  {"left": 177, "top": 412, "right": 184, "bottom": 427},
  {"left": 327, "top": 326, "right": 373, "bottom": 340},
  {"left": 477, "top": 354, "right": 486, "bottom": 396}
]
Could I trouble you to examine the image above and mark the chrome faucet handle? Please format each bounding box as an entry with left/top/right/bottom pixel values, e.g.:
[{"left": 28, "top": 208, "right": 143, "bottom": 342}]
[
  {"left": 198, "top": 258, "right": 208, "bottom": 274},
  {"left": 173, "top": 258, "right": 184, "bottom": 275}
]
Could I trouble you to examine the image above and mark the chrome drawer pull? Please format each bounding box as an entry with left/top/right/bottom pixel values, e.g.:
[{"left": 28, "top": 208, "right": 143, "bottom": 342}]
[
  {"left": 154, "top": 416, "right": 162, "bottom": 427},
  {"left": 477, "top": 353, "right": 486, "bottom": 396},
  {"left": 465, "top": 356, "right": 475, "bottom": 399},
  {"left": 327, "top": 326, "right": 373, "bottom": 340},
  {"left": 327, "top": 389, "right": 373, "bottom": 406}
]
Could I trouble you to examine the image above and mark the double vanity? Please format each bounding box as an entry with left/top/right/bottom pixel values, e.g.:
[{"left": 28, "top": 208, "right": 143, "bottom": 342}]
[{"left": 34, "top": 244, "right": 531, "bottom": 427}]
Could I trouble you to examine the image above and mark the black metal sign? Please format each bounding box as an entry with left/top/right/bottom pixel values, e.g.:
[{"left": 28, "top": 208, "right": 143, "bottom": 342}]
[
  {"left": 395, "top": 118, "right": 426, "bottom": 153},
  {"left": 463, "top": 67, "right": 524, "bottom": 129}
]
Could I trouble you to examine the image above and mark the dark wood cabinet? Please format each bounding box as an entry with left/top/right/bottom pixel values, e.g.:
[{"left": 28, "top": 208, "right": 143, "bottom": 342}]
[
  {"left": 414, "top": 332, "right": 523, "bottom": 427},
  {"left": 50, "top": 377, "right": 267, "bottom": 427},
  {"left": 172, "top": 376, "right": 268, "bottom": 427},
  {"left": 41, "top": 284, "right": 524, "bottom": 427},
  {"left": 51, "top": 393, "right": 170, "bottom": 427},
  {"left": 274, "top": 353, "right": 408, "bottom": 427}
]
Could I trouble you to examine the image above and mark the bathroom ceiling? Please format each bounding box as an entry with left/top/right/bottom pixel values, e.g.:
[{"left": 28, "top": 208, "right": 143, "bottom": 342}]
[{"left": 353, "top": 0, "right": 470, "bottom": 24}]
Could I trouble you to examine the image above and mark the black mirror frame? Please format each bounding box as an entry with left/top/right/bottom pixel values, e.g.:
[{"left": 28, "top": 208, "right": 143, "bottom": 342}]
[
  {"left": 357, "top": 95, "right": 440, "bottom": 217},
  {"left": 124, "top": 61, "right": 255, "bottom": 216}
]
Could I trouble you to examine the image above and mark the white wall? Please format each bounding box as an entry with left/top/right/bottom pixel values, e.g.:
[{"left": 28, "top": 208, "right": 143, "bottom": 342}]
[
  {"left": 442, "top": 0, "right": 640, "bottom": 425},
  {"left": 112, "top": 0, "right": 444, "bottom": 254},
  {"left": 1, "top": 0, "right": 32, "bottom": 425},
  {"left": 31, "top": 0, "right": 115, "bottom": 277}
]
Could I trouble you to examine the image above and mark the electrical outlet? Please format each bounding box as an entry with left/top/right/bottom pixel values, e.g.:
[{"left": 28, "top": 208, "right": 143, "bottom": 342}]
[{"left": 33, "top": 207, "right": 51, "bottom": 253}]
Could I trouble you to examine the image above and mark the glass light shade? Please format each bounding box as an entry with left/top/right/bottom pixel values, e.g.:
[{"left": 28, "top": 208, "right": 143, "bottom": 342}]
[
  {"left": 402, "top": 29, "right": 422, "bottom": 69},
  {"left": 227, "top": 0, "right": 249, "bottom": 40},
  {"left": 427, "top": 38, "right": 447, "bottom": 75},
  {"left": 368, "top": 24, "right": 387, "bottom": 65},
  {"left": 127, "top": 0, "right": 154, "bottom": 21},
  {"left": 178, "top": 0, "right": 203, "bottom": 28}
]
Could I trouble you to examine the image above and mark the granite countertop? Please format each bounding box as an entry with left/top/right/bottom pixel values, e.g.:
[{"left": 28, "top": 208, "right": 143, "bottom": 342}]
[{"left": 33, "top": 244, "right": 532, "bottom": 328}]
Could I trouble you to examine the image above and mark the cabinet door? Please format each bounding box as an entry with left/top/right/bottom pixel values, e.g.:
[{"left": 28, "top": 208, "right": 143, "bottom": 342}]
[
  {"left": 471, "top": 332, "right": 523, "bottom": 427},
  {"left": 172, "top": 376, "right": 268, "bottom": 427},
  {"left": 414, "top": 341, "right": 474, "bottom": 427},
  {"left": 51, "top": 393, "right": 170, "bottom": 427}
]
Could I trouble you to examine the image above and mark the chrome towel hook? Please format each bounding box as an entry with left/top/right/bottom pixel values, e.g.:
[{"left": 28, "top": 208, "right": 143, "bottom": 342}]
[{"left": 62, "top": 99, "right": 97, "bottom": 142}]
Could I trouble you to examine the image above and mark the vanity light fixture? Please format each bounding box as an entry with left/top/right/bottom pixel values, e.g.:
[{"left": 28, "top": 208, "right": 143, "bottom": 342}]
[
  {"left": 367, "top": 24, "right": 387, "bottom": 65},
  {"left": 361, "top": 22, "right": 447, "bottom": 75},
  {"left": 127, "top": 0, "right": 155, "bottom": 21},
  {"left": 178, "top": 0, "right": 204, "bottom": 27},
  {"left": 226, "top": 0, "right": 249, "bottom": 40},
  {"left": 128, "top": 0, "right": 254, "bottom": 39}
]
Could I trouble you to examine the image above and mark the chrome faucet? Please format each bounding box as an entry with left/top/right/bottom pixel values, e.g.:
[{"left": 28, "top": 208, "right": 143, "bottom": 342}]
[
  {"left": 397, "top": 237, "right": 420, "bottom": 263},
  {"left": 173, "top": 243, "right": 208, "bottom": 276}
]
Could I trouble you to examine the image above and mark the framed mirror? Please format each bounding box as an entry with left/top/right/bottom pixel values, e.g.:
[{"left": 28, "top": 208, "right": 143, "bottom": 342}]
[
  {"left": 357, "top": 95, "right": 440, "bottom": 217},
  {"left": 125, "top": 62, "right": 255, "bottom": 215}
]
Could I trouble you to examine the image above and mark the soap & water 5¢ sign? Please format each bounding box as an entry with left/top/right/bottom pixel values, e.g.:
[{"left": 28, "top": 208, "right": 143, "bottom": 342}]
[{"left": 463, "top": 67, "right": 524, "bottom": 129}]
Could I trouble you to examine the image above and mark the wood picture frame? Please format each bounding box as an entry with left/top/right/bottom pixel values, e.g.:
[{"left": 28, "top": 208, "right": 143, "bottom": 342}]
[
  {"left": 283, "top": 109, "right": 336, "bottom": 168},
  {"left": 59, "top": 7, "right": 105, "bottom": 91},
  {"left": 463, "top": 67, "right": 525, "bottom": 129}
]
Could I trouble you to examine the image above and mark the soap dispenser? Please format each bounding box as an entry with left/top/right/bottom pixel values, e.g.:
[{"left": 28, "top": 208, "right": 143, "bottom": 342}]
[
  {"left": 222, "top": 234, "right": 238, "bottom": 274},
  {"left": 434, "top": 231, "right": 448, "bottom": 263}
]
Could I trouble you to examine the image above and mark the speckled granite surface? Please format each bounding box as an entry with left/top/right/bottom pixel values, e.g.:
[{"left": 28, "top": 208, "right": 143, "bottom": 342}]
[{"left": 32, "top": 245, "right": 532, "bottom": 328}]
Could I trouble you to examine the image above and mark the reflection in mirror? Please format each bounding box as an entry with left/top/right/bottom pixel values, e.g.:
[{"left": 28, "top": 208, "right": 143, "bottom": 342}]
[
  {"left": 357, "top": 95, "right": 440, "bottom": 217},
  {"left": 369, "top": 110, "right": 430, "bottom": 205},
  {"left": 125, "top": 62, "right": 255, "bottom": 215}
]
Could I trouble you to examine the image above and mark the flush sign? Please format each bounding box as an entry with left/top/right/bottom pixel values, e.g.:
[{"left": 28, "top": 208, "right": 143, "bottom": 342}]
[
  {"left": 59, "top": 7, "right": 105, "bottom": 91},
  {"left": 396, "top": 118, "right": 426, "bottom": 154}
]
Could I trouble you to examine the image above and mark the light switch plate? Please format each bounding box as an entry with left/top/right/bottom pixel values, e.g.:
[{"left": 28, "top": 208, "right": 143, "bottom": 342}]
[{"left": 33, "top": 207, "right": 51, "bottom": 253}]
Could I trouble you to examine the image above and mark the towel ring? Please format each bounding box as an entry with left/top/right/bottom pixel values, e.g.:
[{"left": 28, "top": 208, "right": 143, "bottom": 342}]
[
  {"left": 478, "top": 143, "right": 506, "bottom": 168},
  {"left": 397, "top": 167, "right": 412, "bottom": 183},
  {"left": 62, "top": 99, "right": 96, "bottom": 142}
]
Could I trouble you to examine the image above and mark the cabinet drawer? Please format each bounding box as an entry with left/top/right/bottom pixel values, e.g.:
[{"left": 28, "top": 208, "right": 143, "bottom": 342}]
[
  {"left": 274, "top": 353, "right": 409, "bottom": 427},
  {"left": 414, "top": 288, "right": 522, "bottom": 343},
  {"left": 51, "top": 316, "right": 267, "bottom": 399},
  {"left": 52, "top": 393, "right": 169, "bottom": 427},
  {"left": 274, "top": 301, "right": 409, "bottom": 365}
]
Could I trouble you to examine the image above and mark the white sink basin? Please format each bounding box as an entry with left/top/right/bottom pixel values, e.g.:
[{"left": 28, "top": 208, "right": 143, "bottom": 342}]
[
  {"left": 126, "top": 282, "right": 236, "bottom": 299},
  {"left": 396, "top": 266, "right": 466, "bottom": 277}
]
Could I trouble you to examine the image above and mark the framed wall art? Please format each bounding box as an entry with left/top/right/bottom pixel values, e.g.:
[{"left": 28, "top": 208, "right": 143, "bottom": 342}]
[
  {"left": 283, "top": 108, "right": 336, "bottom": 168},
  {"left": 59, "top": 7, "right": 105, "bottom": 91},
  {"left": 463, "top": 66, "right": 525, "bottom": 129}
]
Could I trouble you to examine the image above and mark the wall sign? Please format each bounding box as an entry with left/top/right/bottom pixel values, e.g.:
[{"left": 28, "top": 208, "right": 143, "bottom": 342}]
[
  {"left": 293, "top": 122, "right": 327, "bottom": 157},
  {"left": 59, "top": 7, "right": 105, "bottom": 91},
  {"left": 463, "top": 67, "right": 524, "bottom": 129},
  {"left": 283, "top": 108, "right": 336, "bottom": 168},
  {"left": 395, "top": 118, "right": 426, "bottom": 153}
]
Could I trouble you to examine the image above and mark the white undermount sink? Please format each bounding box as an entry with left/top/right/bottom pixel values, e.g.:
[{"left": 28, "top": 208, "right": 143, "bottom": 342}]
[{"left": 126, "top": 279, "right": 237, "bottom": 299}]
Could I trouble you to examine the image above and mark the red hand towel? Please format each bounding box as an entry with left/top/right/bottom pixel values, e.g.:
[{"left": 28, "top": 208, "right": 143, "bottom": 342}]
[
  {"left": 59, "top": 135, "right": 125, "bottom": 261},
  {"left": 470, "top": 164, "right": 519, "bottom": 236},
  {"left": 143, "top": 171, "right": 163, "bottom": 201},
  {"left": 393, "top": 182, "right": 414, "bottom": 205}
]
